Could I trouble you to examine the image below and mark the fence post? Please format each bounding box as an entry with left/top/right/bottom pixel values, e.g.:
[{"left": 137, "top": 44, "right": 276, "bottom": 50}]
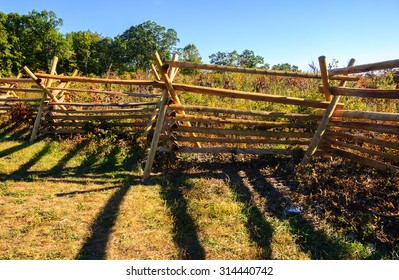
[
  {"left": 168, "top": 53, "right": 180, "bottom": 81},
  {"left": 150, "top": 64, "right": 161, "bottom": 81},
  {"left": 301, "top": 57, "right": 356, "bottom": 164},
  {"left": 142, "top": 53, "right": 174, "bottom": 180},
  {"left": 142, "top": 56, "right": 178, "bottom": 138},
  {"left": 152, "top": 51, "right": 201, "bottom": 148},
  {"left": 29, "top": 56, "right": 58, "bottom": 143}
]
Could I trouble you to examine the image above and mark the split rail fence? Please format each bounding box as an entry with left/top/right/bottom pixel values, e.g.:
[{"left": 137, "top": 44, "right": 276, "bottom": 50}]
[
  {"left": 142, "top": 53, "right": 399, "bottom": 179},
  {"left": 1, "top": 57, "right": 165, "bottom": 142},
  {"left": 1, "top": 53, "right": 398, "bottom": 179}
]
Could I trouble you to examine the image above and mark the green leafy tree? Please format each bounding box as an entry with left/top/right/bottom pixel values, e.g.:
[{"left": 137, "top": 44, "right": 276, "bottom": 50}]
[
  {"left": 66, "top": 31, "right": 102, "bottom": 75},
  {"left": 0, "top": 12, "right": 13, "bottom": 75},
  {"left": 95, "top": 37, "right": 115, "bottom": 76},
  {"left": 176, "top": 44, "right": 202, "bottom": 74},
  {"left": 1, "top": 11, "right": 181, "bottom": 75},
  {"left": 118, "top": 21, "right": 179, "bottom": 71},
  {"left": 209, "top": 50, "right": 240, "bottom": 66},
  {"left": 1, "top": 10, "right": 67, "bottom": 73},
  {"left": 209, "top": 49, "right": 267, "bottom": 68},
  {"left": 0, "top": 12, "right": 25, "bottom": 74},
  {"left": 239, "top": 49, "right": 265, "bottom": 68},
  {"left": 272, "top": 63, "right": 299, "bottom": 72}
]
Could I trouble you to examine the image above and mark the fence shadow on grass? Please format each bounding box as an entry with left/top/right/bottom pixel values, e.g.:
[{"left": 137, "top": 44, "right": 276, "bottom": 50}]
[
  {"left": 47, "top": 140, "right": 89, "bottom": 177},
  {"left": 0, "top": 136, "right": 145, "bottom": 260},
  {"left": 76, "top": 184, "right": 130, "bottom": 260},
  {"left": 0, "top": 142, "right": 31, "bottom": 160},
  {"left": 171, "top": 159, "right": 354, "bottom": 260},
  {"left": 246, "top": 165, "right": 353, "bottom": 260},
  {"left": 223, "top": 168, "right": 274, "bottom": 259},
  {"left": 8, "top": 143, "right": 52, "bottom": 179},
  {"left": 158, "top": 174, "right": 206, "bottom": 260},
  {"left": 172, "top": 164, "right": 274, "bottom": 259},
  {"left": 0, "top": 122, "right": 30, "bottom": 140}
]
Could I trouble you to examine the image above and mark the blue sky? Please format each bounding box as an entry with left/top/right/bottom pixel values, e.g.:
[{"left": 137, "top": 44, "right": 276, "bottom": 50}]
[{"left": 1, "top": 0, "right": 398, "bottom": 70}]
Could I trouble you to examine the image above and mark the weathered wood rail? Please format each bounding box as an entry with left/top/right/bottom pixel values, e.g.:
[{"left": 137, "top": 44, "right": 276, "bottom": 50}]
[{"left": 0, "top": 76, "right": 40, "bottom": 114}]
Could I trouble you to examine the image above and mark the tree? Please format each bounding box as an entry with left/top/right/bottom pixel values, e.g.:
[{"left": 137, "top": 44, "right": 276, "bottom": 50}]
[
  {"left": 95, "top": 37, "right": 114, "bottom": 76},
  {"left": 1, "top": 11, "right": 182, "bottom": 75},
  {"left": 239, "top": 49, "right": 265, "bottom": 68},
  {"left": 66, "top": 31, "right": 102, "bottom": 75},
  {"left": 272, "top": 63, "right": 299, "bottom": 72},
  {"left": 209, "top": 49, "right": 267, "bottom": 68},
  {"left": 1, "top": 10, "right": 67, "bottom": 73},
  {"left": 0, "top": 12, "right": 25, "bottom": 74},
  {"left": 0, "top": 12, "right": 13, "bottom": 75},
  {"left": 176, "top": 44, "right": 202, "bottom": 74},
  {"left": 118, "top": 21, "right": 179, "bottom": 71},
  {"left": 209, "top": 50, "right": 240, "bottom": 66}
]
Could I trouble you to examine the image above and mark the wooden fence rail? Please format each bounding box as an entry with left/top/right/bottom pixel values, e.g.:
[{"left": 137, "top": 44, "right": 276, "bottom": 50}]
[
  {"left": 329, "top": 58, "right": 399, "bottom": 75},
  {"left": 165, "top": 60, "right": 359, "bottom": 81},
  {"left": 0, "top": 75, "right": 42, "bottom": 116}
]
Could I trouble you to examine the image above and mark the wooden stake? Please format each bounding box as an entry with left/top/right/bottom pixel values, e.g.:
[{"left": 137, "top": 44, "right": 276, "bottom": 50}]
[
  {"left": 34, "top": 73, "right": 159, "bottom": 86},
  {"left": 29, "top": 57, "right": 58, "bottom": 143},
  {"left": 158, "top": 147, "right": 293, "bottom": 155},
  {"left": 167, "top": 54, "right": 178, "bottom": 77},
  {"left": 170, "top": 126, "right": 314, "bottom": 138},
  {"left": 301, "top": 58, "right": 356, "bottom": 164},
  {"left": 171, "top": 83, "right": 335, "bottom": 109},
  {"left": 152, "top": 51, "right": 201, "bottom": 147},
  {"left": 143, "top": 55, "right": 179, "bottom": 137},
  {"left": 328, "top": 87, "right": 399, "bottom": 99},
  {"left": 141, "top": 108, "right": 159, "bottom": 137},
  {"left": 319, "top": 56, "right": 332, "bottom": 101},
  {"left": 168, "top": 54, "right": 180, "bottom": 81},
  {"left": 331, "top": 110, "right": 399, "bottom": 121},
  {"left": 168, "top": 104, "right": 322, "bottom": 120},
  {"left": 142, "top": 53, "right": 185, "bottom": 179},
  {"left": 150, "top": 64, "right": 161, "bottom": 81},
  {"left": 45, "top": 56, "right": 59, "bottom": 87},
  {"left": 153, "top": 52, "right": 181, "bottom": 105},
  {"left": 0, "top": 78, "right": 33, "bottom": 83},
  {"left": 142, "top": 89, "right": 170, "bottom": 180}
]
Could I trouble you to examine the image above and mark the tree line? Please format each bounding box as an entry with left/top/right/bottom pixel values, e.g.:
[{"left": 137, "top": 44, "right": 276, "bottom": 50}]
[{"left": 0, "top": 10, "right": 299, "bottom": 77}]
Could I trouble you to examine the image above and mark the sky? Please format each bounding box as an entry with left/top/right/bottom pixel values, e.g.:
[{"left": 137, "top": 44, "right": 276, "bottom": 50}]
[{"left": 1, "top": 0, "right": 398, "bottom": 70}]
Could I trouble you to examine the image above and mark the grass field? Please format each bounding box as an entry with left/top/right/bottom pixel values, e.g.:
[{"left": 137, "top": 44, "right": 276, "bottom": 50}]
[{"left": 1, "top": 120, "right": 398, "bottom": 260}]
